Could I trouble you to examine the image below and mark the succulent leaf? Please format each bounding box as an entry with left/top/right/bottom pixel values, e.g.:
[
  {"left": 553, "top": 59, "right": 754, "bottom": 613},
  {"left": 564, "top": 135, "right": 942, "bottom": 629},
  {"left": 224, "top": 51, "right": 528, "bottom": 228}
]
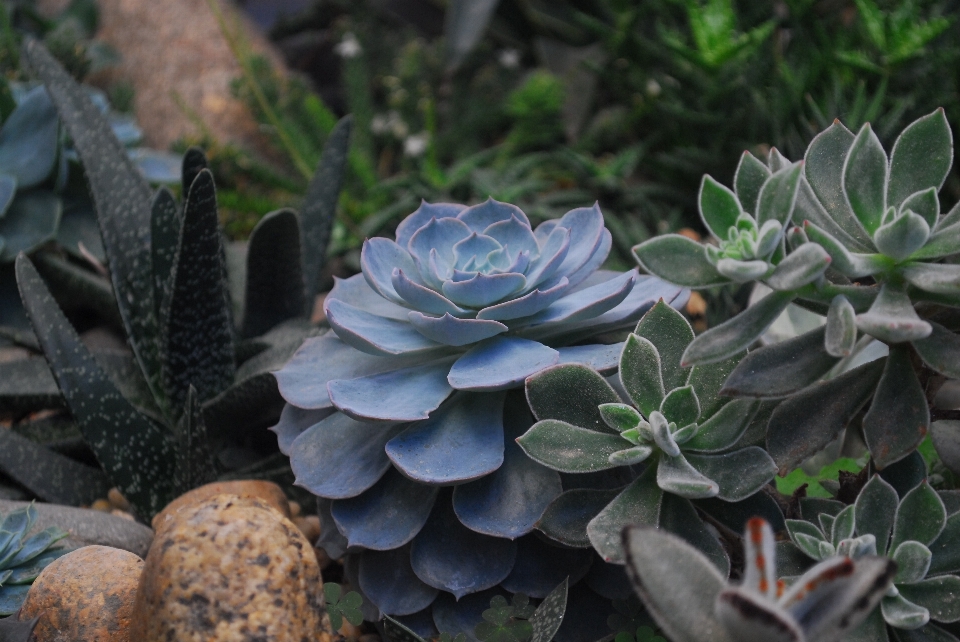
[
  {"left": 890, "top": 482, "right": 947, "bottom": 551},
  {"left": 526, "top": 363, "right": 621, "bottom": 433},
  {"left": 843, "top": 123, "right": 889, "bottom": 235},
  {"left": 656, "top": 453, "right": 720, "bottom": 499},
  {"left": 149, "top": 187, "right": 180, "bottom": 322},
  {"left": 682, "top": 290, "right": 795, "bottom": 366},
  {"left": 632, "top": 234, "right": 728, "bottom": 288},
  {"left": 856, "top": 475, "right": 900, "bottom": 556},
  {"left": 241, "top": 209, "right": 305, "bottom": 338},
  {"left": 633, "top": 300, "right": 694, "bottom": 391},
  {"left": 360, "top": 546, "right": 439, "bottom": 616},
  {"left": 715, "top": 258, "right": 769, "bottom": 282},
  {"left": 535, "top": 488, "right": 619, "bottom": 548},
  {"left": 901, "top": 263, "right": 960, "bottom": 295},
  {"left": 873, "top": 210, "right": 931, "bottom": 261},
  {"left": 660, "top": 386, "right": 700, "bottom": 428},
  {"left": 881, "top": 593, "right": 930, "bottom": 629},
  {"left": 887, "top": 108, "right": 953, "bottom": 212},
  {"left": 900, "top": 188, "right": 940, "bottom": 229},
  {"left": 589, "top": 468, "right": 663, "bottom": 563},
  {"left": 722, "top": 327, "right": 837, "bottom": 398},
  {"left": 699, "top": 175, "right": 744, "bottom": 239},
  {"left": 449, "top": 337, "right": 558, "bottom": 392},
  {"left": 734, "top": 151, "right": 771, "bottom": 215},
  {"left": 825, "top": 295, "right": 858, "bottom": 357},
  {"left": 756, "top": 161, "right": 804, "bottom": 230},
  {"left": 898, "top": 576, "right": 960, "bottom": 624},
  {"left": 892, "top": 541, "right": 933, "bottom": 584},
  {"left": 856, "top": 283, "right": 932, "bottom": 343},
  {"left": 609, "top": 446, "right": 655, "bottom": 466},
  {"left": 911, "top": 223, "right": 960, "bottom": 260},
  {"left": 599, "top": 403, "right": 643, "bottom": 432},
  {"left": 682, "top": 399, "right": 757, "bottom": 453},
  {"left": 684, "top": 447, "right": 776, "bottom": 501},
  {"left": 516, "top": 419, "right": 623, "bottom": 473},
  {"left": 619, "top": 334, "right": 665, "bottom": 417},
  {"left": 765, "top": 242, "right": 832, "bottom": 291},
  {"left": 832, "top": 504, "right": 857, "bottom": 545},
  {"left": 862, "top": 344, "right": 929, "bottom": 468},
  {"left": 801, "top": 221, "right": 886, "bottom": 278},
  {"left": 686, "top": 352, "right": 744, "bottom": 418}
]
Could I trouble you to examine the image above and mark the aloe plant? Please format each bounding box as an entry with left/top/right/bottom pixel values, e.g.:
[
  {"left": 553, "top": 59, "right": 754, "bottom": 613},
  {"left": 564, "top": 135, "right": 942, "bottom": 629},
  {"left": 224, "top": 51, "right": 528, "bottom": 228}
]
[
  {"left": 785, "top": 475, "right": 960, "bottom": 640},
  {"left": 634, "top": 108, "right": 960, "bottom": 473},
  {"left": 517, "top": 299, "right": 776, "bottom": 565},
  {"left": 623, "top": 516, "right": 896, "bottom": 642},
  {"left": 9, "top": 40, "right": 348, "bottom": 519}
]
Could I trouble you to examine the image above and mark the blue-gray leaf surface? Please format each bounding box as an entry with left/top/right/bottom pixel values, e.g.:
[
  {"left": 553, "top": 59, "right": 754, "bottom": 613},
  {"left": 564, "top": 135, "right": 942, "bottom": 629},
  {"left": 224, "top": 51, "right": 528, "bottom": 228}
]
[{"left": 0, "top": 86, "right": 59, "bottom": 189}]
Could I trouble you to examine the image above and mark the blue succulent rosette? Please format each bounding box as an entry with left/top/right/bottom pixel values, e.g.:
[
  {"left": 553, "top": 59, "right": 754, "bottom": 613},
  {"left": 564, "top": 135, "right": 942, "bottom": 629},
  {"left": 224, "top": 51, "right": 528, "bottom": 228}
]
[{"left": 272, "top": 199, "right": 684, "bottom": 628}]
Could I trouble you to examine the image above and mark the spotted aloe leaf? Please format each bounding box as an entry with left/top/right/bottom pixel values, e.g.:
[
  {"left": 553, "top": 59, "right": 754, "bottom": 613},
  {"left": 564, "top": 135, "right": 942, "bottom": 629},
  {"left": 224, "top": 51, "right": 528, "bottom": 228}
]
[
  {"left": 16, "top": 254, "right": 176, "bottom": 518},
  {"left": 302, "top": 115, "right": 351, "bottom": 308},
  {"left": 172, "top": 386, "right": 218, "bottom": 496},
  {"left": 529, "top": 577, "right": 569, "bottom": 642},
  {"left": 22, "top": 40, "right": 162, "bottom": 405}
]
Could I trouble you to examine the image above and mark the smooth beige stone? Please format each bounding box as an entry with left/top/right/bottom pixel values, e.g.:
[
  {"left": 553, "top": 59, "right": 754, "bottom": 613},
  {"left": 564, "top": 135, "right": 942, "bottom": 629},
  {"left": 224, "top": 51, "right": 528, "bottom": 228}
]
[
  {"left": 131, "top": 494, "right": 323, "bottom": 641},
  {"left": 151, "top": 479, "right": 290, "bottom": 533}
]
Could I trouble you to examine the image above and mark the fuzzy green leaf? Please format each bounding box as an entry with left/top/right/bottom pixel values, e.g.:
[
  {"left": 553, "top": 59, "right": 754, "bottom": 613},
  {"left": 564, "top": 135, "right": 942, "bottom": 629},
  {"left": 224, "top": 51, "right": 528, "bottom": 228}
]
[
  {"left": 856, "top": 474, "right": 900, "bottom": 556},
  {"left": 618, "top": 334, "right": 664, "bottom": 418},
  {"left": 16, "top": 254, "right": 176, "bottom": 518},
  {"left": 902, "top": 263, "right": 960, "bottom": 296},
  {"left": 912, "top": 223, "right": 960, "bottom": 260},
  {"left": 721, "top": 327, "right": 837, "bottom": 399},
  {"left": 863, "top": 344, "right": 929, "bottom": 469},
  {"left": 685, "top": 447, "right": 776, "bottom": 501},
  {"left": 765, "top": 242, "right": 832, "bottom": 291},
  {"left": 881, "top": 593, "right": 930, "bottom": 630},
  {"left": 526, "top": 363, "right": 621, "bottom": 433},
  {"left": 900, "top": 188, "right": 940, "bottom": 229},
  {"left": 874, "top": 210, "right": 931, "bottom": 261},
  {"left": 682, "top": 290, "right": 795, "bottom": 366},
  {"left": 756, "top": 161, "right": 803, "bottom": 228},
  {"left": 912, "top": 322, "right": 960, "bottom": 379},
  {"left": 892, "top": 541, "right": 933, "bottom": 584},
  {"left": 517, "top": 420, "right": 624, "bottom": 473},
  {"left": 844, "top": 123, "right": 889, "bottom": 235},
  {"left": 302, "top": 115, "right": 351, "bottom": 307},
  {"left": 899, "top": 576, "right": 960, "bottom": 624},
  {"left": 891, "top": 481, "right": 947, "bottom": 551},
  {"left": 716, "top": 258, "right": 769, "bottom": 282},
  {"left": 632, "top": 235, "right": 728, "bottom": 288},
  {"left": 734, "top": 151, "right": 771, "bottom": 215},
  {"left": 766, "top": 358, "right": 884, "bottom": 472},
  {"left": 588, "top": 467, "right": 663, "bottom": 563},
  {"left": 633, "top": 300, "right": 694, "bottom": 392},
  {"left": 657, "top": 453, "right": 719, "bottom": 499},
  {"left": 802, "top": 221, "right": 886, "bottom": 278},
  {"left": 825, "top": 295, "right": 858, "bottom": 357},
  {"left": 856, "top": 283, "right": 932, "bottom": 344},
  {"left": 832, "top": 504, "right": 856, "bottom": 545},
  {"left": 535, "top": 488, "right": 619, "bottom": 548},
  {"left": 698, "top": 175, "right": 743, "bottom": 239},
  {"left": 685, "top": 352, "right": 744, "bottom": 418},
  {"left": 599, "top": 403, "right": 642, "bottom": 432},
  {"left": 660, "top": 386, "right": 700, "bottom": 428},
  {"left": 887, "top": 108, "right": 953, "bottom": 211},
  {"left": 241, "top": 208, "right": 305, "bottom": 338},
  {"left": 682, "top": 399, "right": 756, "bottom": 453}
]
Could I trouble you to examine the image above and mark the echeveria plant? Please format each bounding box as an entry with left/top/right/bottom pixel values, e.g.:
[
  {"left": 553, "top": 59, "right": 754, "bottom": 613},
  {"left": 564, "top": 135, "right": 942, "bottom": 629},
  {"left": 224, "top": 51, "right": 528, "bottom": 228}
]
[
  {"left": 633, "top": 109, "right": 960, "bottom": 471},
  {"left": 786, "top": 475, "right": 960, "bottom": 640},
  {"left": 623, "top": 517, "right": 896, "bottom": 642},
  {"left": 273, "top": 198, "right": 683, "bottom": 621},
  {"left": 517, "top": 300, "right": 776, "bottom": 564}
]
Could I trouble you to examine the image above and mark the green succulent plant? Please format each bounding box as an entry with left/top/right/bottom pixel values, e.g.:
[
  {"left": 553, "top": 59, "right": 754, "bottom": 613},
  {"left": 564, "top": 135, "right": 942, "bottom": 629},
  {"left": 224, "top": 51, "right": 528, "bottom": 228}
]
[
  {"left": 785, "top": 475, "right": 960, "bottom": 640},
  {"left": 634, "top": 108, "right": 960, "bottom": 474},
  {"left": 1, "top": 40, "right": 348, "bottom": 519},
  {"left": 0, "top": 504, "right": 68, "bottom": 617},
  {"left": 518, "top": 299, "right": 776, "bottom": 565}
]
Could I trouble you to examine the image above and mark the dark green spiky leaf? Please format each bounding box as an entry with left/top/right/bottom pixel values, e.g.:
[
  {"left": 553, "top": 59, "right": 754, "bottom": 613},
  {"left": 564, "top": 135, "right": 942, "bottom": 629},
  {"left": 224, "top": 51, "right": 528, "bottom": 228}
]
[
  {"left": 682, "top": 399, "right": 757, "bottom": 453},
  {"left": 241, "top": 208, "right": 305, "bottom": 338},
  {"left": 733, "top": 151, "right": 770, "bottom": 215},
  {"left": 31, "top": 252, "right": 123, "bottom": 334},
  {"left": 619, "top": 334, "right": 663, "bottom": 418},
  {"left": 0, "top": 428, "right": 109, "bottom": 505},
  {"left": 633, "top": 300, "right": 694, "bottom": 392},
  {"left": 150, "top": 187, "right": 179, "bottom": 321},
  {"left": 161, "top": 169, "right": 234, "bottom": 412},
  {"left": 659, "top": 386, "right": 699, "bottom": 428},
  {"left": 721, "top": 327, "right": 838, "bottom": 398},
  {"left": 536, "top": 488, "right": 619, "bottom": 548},
  {"left": 766, "top": 358, "right": 884, "bottom": 472},
  {"left": 588, "top": 466, "right": 663, "bottom": 563},
  {"left": 887, "top": 108, "right": 953, "bottom": 211},
  {"left": 0, "top": 358, "right": 62, "bottom": 413},
  {"left": 173, "top": 386, "right": 218, "bottom": 496},
  {"left": 530, "top": 577, "right": 568, "bottom": 642},
  {"left": 622, "top": 525, "right": 729, "bottom": 642},
  {"left": 16, "top": 254, "right": 175, "bottom": 518},
  {"left": 682, "top": 290, "right": 795, "bottom": 366},
  {"left": 891, "top": 481, "right": 947, "bottom": 551},
  {"left": 56, "top": 198, "right": 104, "bottom": 262},
  {"left": 517, "top": 420, "right": 624, "bottom": 473},
  {"left": 698, "top": 175, "right": 742, "bottom": 239},
  {"left": 685, "top": 352, "right": 743, "bottom": 418},
  {"left": 526, "top": 364, "right": 620, "bottom": 433},
  {"left": 756, "top": 161, "right": 803, "bottom": 228},
  {"left": 0, "top": 192, "right": 62, "bottom": 262},
  {"left": 844, "top": 123, "right": 889, "bottom": 235},
  {"left": 302, "top": 116, "right": 350, "bottom": 307},
  {"left": 22, "top": 40, "right": 161, "bottom": 405},
  {"left": 685, "top": 447, "right": 776, "bottom": 501},
  {"left": 863, "top": 344, "right": 929, "bottom": 469},
  {"left": 632, "top": 235, "right": 728, "bottom": 288},
  {"left": 856, "top": 474, "right": 899, "bottom": 556},
  {"left": 180, "top": 147, "right": 208, "bottom": 197}
]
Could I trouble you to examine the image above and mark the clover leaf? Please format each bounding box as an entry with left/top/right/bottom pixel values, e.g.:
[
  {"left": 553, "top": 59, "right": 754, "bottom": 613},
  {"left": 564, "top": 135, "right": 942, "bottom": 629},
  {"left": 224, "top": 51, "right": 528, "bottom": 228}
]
[{"left": 324, "top": 582, "right": 365, "bottom": 630}]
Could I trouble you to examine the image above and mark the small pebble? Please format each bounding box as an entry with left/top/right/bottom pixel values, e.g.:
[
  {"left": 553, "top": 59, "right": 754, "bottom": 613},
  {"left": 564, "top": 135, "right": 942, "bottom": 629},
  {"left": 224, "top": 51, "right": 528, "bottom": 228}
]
[
  {"left": 20, "top": 545, "right": 143, "bottom": 642},
  {"left": 340, "top": 621, "right": 363, "bottom": 639},
  {"left": 131, "top": 494, "right": 324, "bottom": 641},
  {"left": 289, "top": 500, "right": 302, "bottom": 517},
  {"left": 108, "top": 487, "right": 131, "bottom": 511},
  {"left": 359, "top": 634, "right": 382, "bottom": 642},
  {"left": 294, "top": 514, "right": 321, "bottom": 542},
  {"left": 111, "top": 509, "right": 135, "bottom": 521},
  {"left": 314, "top": 546, "right": 332, "bottom": 571},
  {"left": 90, "top": 498, "right": 112, "bottom": 512},
  {"left": 151, "top": 479, "right": 290, "bottom": 532}
]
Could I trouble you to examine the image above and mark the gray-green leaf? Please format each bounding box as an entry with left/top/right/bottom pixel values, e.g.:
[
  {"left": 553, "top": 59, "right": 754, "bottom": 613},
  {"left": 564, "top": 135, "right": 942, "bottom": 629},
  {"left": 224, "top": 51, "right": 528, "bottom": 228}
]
[
  {"left": 844, "top": 123, "right": 889, "bottom": 235},
  {"left": 632, "top": 235, "right": 728, "bottom": 288}
]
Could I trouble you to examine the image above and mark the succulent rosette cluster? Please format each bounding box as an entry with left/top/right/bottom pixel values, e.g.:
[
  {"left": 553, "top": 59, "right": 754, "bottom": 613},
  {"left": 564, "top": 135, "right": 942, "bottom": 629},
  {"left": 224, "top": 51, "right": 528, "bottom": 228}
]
[{"left": 272, "top": 199, "right": 684, "bottom": 631}]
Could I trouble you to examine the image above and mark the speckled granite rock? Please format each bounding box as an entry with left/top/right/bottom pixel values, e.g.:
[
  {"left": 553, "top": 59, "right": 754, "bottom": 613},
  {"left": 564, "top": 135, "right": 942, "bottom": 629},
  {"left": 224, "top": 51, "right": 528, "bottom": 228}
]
[
  {"left": 131, "top": 494, "right": 324, "bottom": 640},
  {"left": 151, "top": 479, "right": 290, "bottom": 533},
  {"left": 0, "top": 500, "right": 153, "bottom": 558},
  {"left": 20, "top": 545, "right": 143, "bottom": 642}
]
